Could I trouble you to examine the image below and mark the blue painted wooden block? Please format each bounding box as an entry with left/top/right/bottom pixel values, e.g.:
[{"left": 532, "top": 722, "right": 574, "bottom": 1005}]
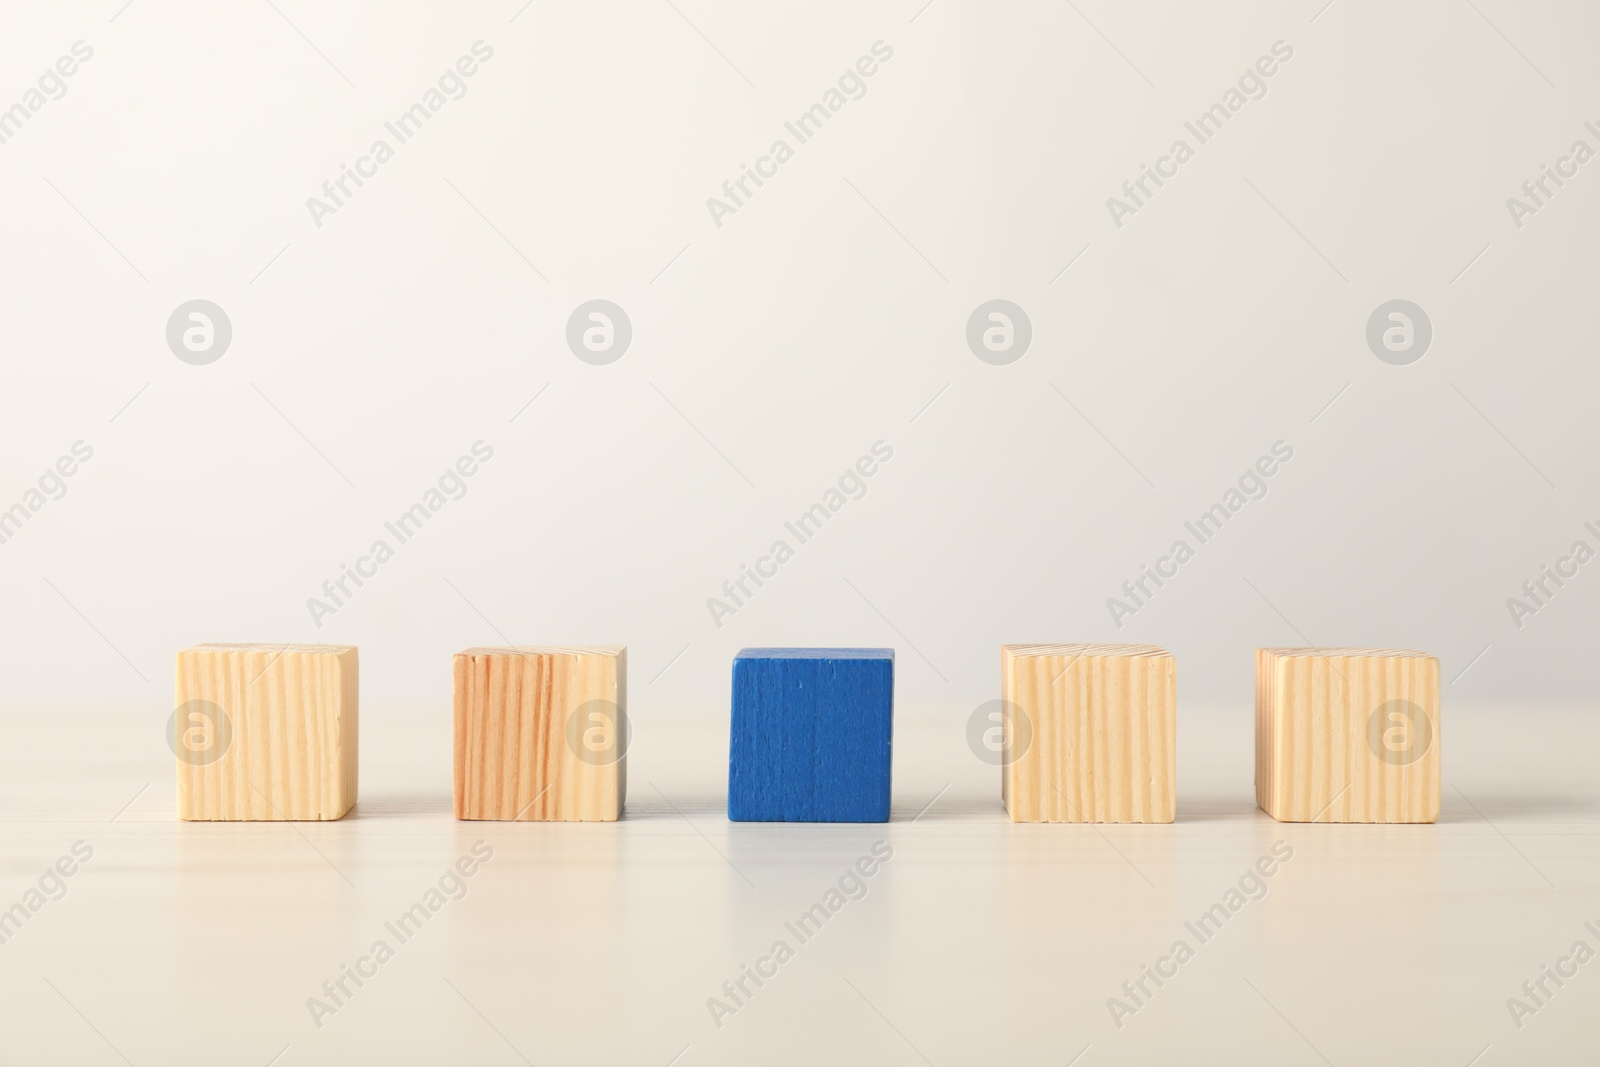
[{"left": 728, "top": 648, "right": 894, "bottom": 822}]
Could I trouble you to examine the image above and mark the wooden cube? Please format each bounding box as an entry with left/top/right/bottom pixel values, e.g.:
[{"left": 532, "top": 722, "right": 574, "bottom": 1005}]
[
  {"left": 1256, "top": 647, "right": 1439, "bottom": 823},
  {"left": 1000, "top": 644, "right": 1176, "bottom": 823},
  {"left": 174, "top": 644, "right": 358, "bottom": 821},
  {"left": 453, "top": 646, "right": 627, "bottom": 822},
  {"left": 728, "top": 648, "right": 894, "bottom": 822}
]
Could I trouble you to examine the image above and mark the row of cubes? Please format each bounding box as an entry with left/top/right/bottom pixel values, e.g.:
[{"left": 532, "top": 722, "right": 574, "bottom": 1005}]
[{"left": 173, "top": 643, "right": 1440, "bottom": 824}]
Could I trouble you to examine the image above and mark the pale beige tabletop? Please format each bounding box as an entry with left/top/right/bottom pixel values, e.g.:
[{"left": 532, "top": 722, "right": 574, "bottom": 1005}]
[{"left": 0, "top": 702, "right": 1593, "bottom": 1066}]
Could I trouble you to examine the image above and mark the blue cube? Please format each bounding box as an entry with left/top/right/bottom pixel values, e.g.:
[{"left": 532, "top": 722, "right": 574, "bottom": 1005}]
[{"left": 728, "top": 648, "right": 894, "bottom": 822}]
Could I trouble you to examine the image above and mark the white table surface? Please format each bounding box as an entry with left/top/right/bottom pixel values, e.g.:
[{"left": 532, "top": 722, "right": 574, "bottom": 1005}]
[{"left": 1, "top": 701, "right": 1593, "bottom": 1065}]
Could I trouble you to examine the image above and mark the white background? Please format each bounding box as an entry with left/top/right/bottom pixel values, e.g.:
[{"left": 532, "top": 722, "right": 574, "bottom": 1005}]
[
  {"left": 3, "top": 0, "right": 1597, "bottom": 718},
  {"left": 1, "top": 3, "right": 1597, "bottom": 1064}
]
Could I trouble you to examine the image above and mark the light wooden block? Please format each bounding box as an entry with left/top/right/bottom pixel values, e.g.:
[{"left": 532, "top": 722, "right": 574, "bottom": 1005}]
[
  {"left": 1000, "top": 644, "right": 1176, "bottom": 823},
  {"left": 1255, "top": 647, "right": 1439, "bottom": 823},
  {"left": 174, "top": 643, "right": 358, "bottom": 821},
  {"left": 453, "top": 646, "right": 626, "bottom": 822}
]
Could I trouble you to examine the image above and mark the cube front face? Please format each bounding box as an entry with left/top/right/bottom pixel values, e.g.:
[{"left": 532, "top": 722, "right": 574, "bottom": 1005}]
[
  {"left": 728, "top": 648, "right": 893, "bottom": 823},
  {"left": 174, "top": 644, "right": 358, "bottom": 821},
  {"left": 1001, "top": 644, "right": 1176, "bottom": 823},
  {"left": 453, "top": 646, "right": 626, "bottom": 822},
  {"left": 1255, "top": 648, "right": 1440, "bottom": 824}
]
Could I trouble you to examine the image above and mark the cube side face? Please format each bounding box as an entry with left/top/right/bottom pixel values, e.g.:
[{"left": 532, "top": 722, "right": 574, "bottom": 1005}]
[
  {"left": 1258, "top": 650, "right": 1293, "bottom": 820},
  {"left": 999, "top": 647, "right": 1017, "bottom": 814},
  {"left": 453, "top": 648, "right": 624, "bottom": 822},
  {"left": 175, "top": 646, "right": 357, "bottom": 821},
  {"left": 728, "top": 651, "right": 893, "bottom": 822},
  {"left": 1001, "top": 646, "right": 1043, "bottom": 821},
  {"left": 613, "top": 648, "right": 628, "bottom": 812},
  {"left": 1263, "top": 653, "right": 1340, "bottom": 821},
  {"left": 1002, "top": 646, "right": 1175, "bottom": 823},
  {"left": 1263, "top": 652, "right": 1439, "bottom": 823},
  {"left": 1254, "top": 649, "right": 1274, "bottom": 813},
  {"left": 337, "top": 651, "right": 359, "bottom": 815}
]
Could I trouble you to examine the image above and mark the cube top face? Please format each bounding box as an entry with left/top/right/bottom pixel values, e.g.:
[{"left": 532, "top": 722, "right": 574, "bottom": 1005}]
[
  {"left": 453, "top": 646, "right": 626, "bottom": 822},
  {"left": 458, "top": 645, "right": 625, "bottom": 659},
  {"left": 1004, "top": 643, "right": 1171, "bottom": 663},
  {"left": 736, "top": 648, "right": 894, "bottom": 662},
  {"left": 1260, "top": 646, "right": 1430, "bottom": 660},
  {"left": 189, "top": 642, "right": 357, "bottom": 655},
  {"left": 174, "top": 644, "right": 358, "bottom": 821},
  {"left": 1255, "top": 647, "right": 1439, "bottom": 824},
  {"left": 1000, "top": 644, "right": 1176, "bottom": 823},
  {"left": 729, "top": 648, "right": 894, "bottom": 823}
]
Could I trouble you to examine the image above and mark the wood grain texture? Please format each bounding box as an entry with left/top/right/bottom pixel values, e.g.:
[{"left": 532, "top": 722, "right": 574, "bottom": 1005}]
[
  {"left": 174, "top": 644, "right": 358, "bottom": 821},
  {"left": 728, "top": 648, "right": 894, "bottom": 823},
  {"left": 1001, "top": 644, "right": 1175, "bottom": 823},
  {"left": 1255, "top": 647, "right": 1440, "bottom": 823},
  {"left": 453, "top": 646, "right": 626, "bottom": 822}
]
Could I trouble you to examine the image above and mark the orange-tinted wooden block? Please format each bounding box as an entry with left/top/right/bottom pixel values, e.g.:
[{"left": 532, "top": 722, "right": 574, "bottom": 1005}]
[{"left": 453, "top": 646, "right": 626, "bottom": 821}]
